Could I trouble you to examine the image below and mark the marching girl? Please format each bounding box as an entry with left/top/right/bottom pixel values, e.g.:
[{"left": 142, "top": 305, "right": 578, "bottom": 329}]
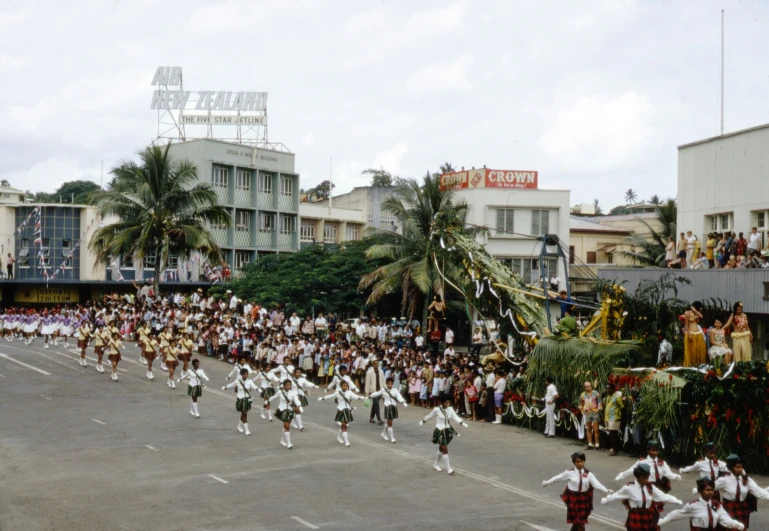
[
  {"left": 164, "top": 338, "right": 179, "bottom": 388},
  {"left": 2, "top": 311, "right": 12, "bottom": 341},
  {"left": 419, "top": 393, "right": 468, "bottom": 475},
  {"left": 616, "top": 440, "right": 681, "bottom": 513},
  {"left": 602, "top": 463, "right": 682, "bottom": 530},
  {"left": 327, "top": 364, "right": 359, "bottom": 393},
  {"left": 658, "top": 478, "right": 745, "bottom": 530},
  {"left": 290, "top": 366, "right": 319, "bottom": 431},
  {"left": 76, "top": 319, "right": 91, "bottom": 366},
  {"left": 253, "top": 360, "right": 278, "bottom": 422},
  {"left": 369, "top": 376, "right": 408, "bottom": 443},
  {"left": 179, "top": 358, "right": 209, "bottom": 418},
  {"left": 22, "top": 312, "right": 36, "bottom": 345},
  {"left": 269, "top": 379, "right": 303, "bottom": 449},
  {"left": 158, "top": 326, "right": 173, "bottom": 372},
  {"left": 41, "top": 313, "right": 55, "bottom": 349},
  {"left": 680, "top": 442, "right": 727, "bottom": 498},
  {"left": 179, "top": 332, "right": 194, "bottom": 380},
  {"left": 714, "top": 454, "right": 769, "bottom": 530},
  {"left": 543, "top": 452, "right": 613, "bottom": 531},
  {"left": 318, "top": 380, "right": 363, "bottom": 447},
  {"left": 227, "top": 357, "right": 253, "bottom": 381},
  {"left": 106, "top": 332, "right": 123, "bottom": 381},
  {"left": 144, "top": 334, "right": 159, "bottom": 380},
  {"left": 60, "top": 313, "right": 74, "bottom": 349},
  {"left": 222, "top": 367, "right": 259, "bottom": 436},
  {"left": 137, "top": 322, "right": 150, "bottom": 366},
  {"left": 92, "top": 324, "right": 107, "bottom": 373}
]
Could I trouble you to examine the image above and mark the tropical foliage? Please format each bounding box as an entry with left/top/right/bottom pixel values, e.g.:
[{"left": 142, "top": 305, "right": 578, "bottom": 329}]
[
  {"left": 624, "top": 188, "right": 638, "bottom": 204},
  {"left": 618, "top": 198, "right": 677, "bottom": 267},
  {"left": 89, "top": 144, "right": 231, "bottom": 293}
]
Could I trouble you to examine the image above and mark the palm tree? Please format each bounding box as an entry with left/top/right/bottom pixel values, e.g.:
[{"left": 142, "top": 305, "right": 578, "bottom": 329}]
[
  {"left": 89, "top": 144, "right": 232, "bottom": 294},
  {"left": 618, "top": 199, "right": 677, "bottom": 267},
  {"left": 649, "top": 194, "right": 662, "bottom": 205},
  {"left": 593, "top": 199, "right": 603, "bottom": 215},
  {"left": 359, "top": 172, "right": 479, "bottom": 329},
  {"left": 624, "top": 188, "right": 638, "bottom": 204},
  {"left": 439, "top": 162, "right": 455, "bottom": 174}
]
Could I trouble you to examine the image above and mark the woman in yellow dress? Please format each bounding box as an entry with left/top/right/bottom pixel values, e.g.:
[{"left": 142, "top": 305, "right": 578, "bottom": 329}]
[
  {"left": 683, "top": 302, "right": 706, "bottom": 367},
  {"left": 724, "top": 302, "right": 752, "bottom": 362}
]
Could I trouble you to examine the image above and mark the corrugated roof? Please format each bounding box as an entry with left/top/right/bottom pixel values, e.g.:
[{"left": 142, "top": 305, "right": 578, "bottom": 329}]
[{"left": 570, "top": 216, "right": 631, "bottom": 234}]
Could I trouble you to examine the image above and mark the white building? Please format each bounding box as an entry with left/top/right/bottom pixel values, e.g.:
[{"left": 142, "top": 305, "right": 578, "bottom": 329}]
[
  {"left": 312, "top": 186, "right": 401, "bottom": 231},
  {"left": 298, "top": 203, "right": 365, "bottom": 247},
  {"left": 678, "top": 123, "right": 769, "bottom": 244},
  {"left": 440, "top": 168, "right": 570, "bottom": 288}
]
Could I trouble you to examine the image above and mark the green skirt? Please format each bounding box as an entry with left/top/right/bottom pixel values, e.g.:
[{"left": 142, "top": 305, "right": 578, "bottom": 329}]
[
  {"left": 187, "top": 385, "right": 202, "bottom": 399},
  {"left": 236, "top": 397, "right": 252, "bottom": 412},
  {"left": 335, "top": 408, "right": 353, "bottom": 424},
  {"left": 299, "top": 394, "right": 309, "bottom": 407},
  {"left": 260, "top": 387, "right": 276, "bottom": 399},
  {"left": 431, "top": 427, "right": 455, "bottom": 446},
  {"left": 384, "top": 405, "right": 399, "bottom": 420},
  {"left": 276, "top": 408, "right": 295, "bottom": 422}
]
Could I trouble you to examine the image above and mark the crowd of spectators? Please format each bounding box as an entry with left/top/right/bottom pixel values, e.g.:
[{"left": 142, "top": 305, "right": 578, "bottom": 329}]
[{"left": 667, "top": 228, "right": 769, "bottom": 269}]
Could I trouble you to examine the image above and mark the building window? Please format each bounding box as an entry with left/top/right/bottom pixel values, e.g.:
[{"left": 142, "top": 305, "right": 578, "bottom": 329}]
[
  {"left": 259, "top": 212, "right": 275, "bottom": 232},
  {"left": 569, "top": 245, "right": 575, "bottom": 264},
  {"left": 710, "top": 216, "right": 719, "bottom": 231},
  {"left": 18, "top": 238, "right": 29, "bottom": 267},
  {"left": 236, "top": 170, "right": 250, "bottom": 192},
  {"left": 719, "top": 213, "right": 731, "bottom": 231},
  {"left": 607, "top": 253, "right": 614, "bottom": 264},
  {"left": 497, "top": 256, "right": 556, "bottom": 284},
  {"left": 532, "top": 209, "right": 550, "bottom": 236},
  {"left": 707, "top": 213, "right": 733, "bottom": 232},
  {"left": 496, "top": 208, "right": 514, "bottom": 236},
  {"left": 281, "top": 176, "right": 293, "bottom": 197},
  {"left": 323, "top": 224, "right": 338, "bottom": 243},
  {"left": 235, "top": 251, "right": 250, "bottom": 269},
  {"left": 346, "top": 225, "right": 359, "bottom": 241},
  {"left": 754, "top": 211, "right": 767, "bottom": 230},
  {"left": 259, "top": 173, "right": 272, "bottom": 194},
  {"left": 280, "top": 215, "right": 296, "bottom": 234},
  {"left": 212, "top": 166, "right": 228, "bottom": 188},
  {"left": 235, "top": 211, "right": 250, "bottom": 231},
  {"left": 168, "top": 254, "right": 178, "bottom": 269},
  {"left": 300, "top": 221, "right": 315, "bottom": 242},
  {"left": 121, "top": 253, "right": 134, "bottom": 268},
  {"left": 144, "top": 253, "right": 156, "bottom": 268},
  {"left": 368, "top": 199, "right": 374, "bottom": 224}
]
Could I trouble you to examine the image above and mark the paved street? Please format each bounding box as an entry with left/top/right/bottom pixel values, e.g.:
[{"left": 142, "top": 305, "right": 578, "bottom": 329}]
[{"left": 1, "top": 340, "right": 768, "bottom": 531}]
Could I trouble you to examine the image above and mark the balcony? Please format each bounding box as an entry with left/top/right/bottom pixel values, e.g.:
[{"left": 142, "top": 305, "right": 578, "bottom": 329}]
[{"left": 233, "top": 226, "right": 250, "bottom": 247}]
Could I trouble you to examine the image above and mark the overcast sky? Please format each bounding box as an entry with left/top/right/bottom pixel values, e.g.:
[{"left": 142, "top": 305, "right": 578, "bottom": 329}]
[{"left": 2, "top": 0, "right": 768, "bottom": 209}]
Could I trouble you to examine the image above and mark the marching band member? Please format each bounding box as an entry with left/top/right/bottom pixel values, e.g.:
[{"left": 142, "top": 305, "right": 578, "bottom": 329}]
[
  {"left": 658, "top": 478, "right": 744, "bottom": 530},
  {"left": 222, "top": 368, "right": 259, "bottom": 436},
  {"left": 164, "top": 338, "right": 179, "bottom": 388},
  {"left": 616, "top": 440, "right": 681, "bottom": 512},
  {"left": 179, "top": 331, "right": 194, "bottom": 380},
  {"left": 107, "top": 332, "right": 123, "bottom": 381},
  {"left": 419, "top": 393, "right": 468, "bottom": 475},
  {"left": 179, "top": 358, "right": 209, "bottom": 418},
  {"left": 76, "top": 319, "right": 91, "bottom": 366},
  {"left": 253, "top": 360, "right": 278, "bottom": 422},
  {"left": 714, "top": 454, "right": 769, "bottom": 530},
  {"left": 319, "top": 380, "right": 363, "bottom": 447},
  {"left": 290, "top": 367, "right": 318, "bottom": 431},
  {"left": 269, "top": 379, "right": 303, "bottom": 449},
  {"left": 601, "top": 464, "right": 682, "bottom": 531},
  {"left": 369, "top": 376, "right": 407, "bottom": 443},
  {"left": 326, "top": 364, "right": 359, "bottom": 393}
]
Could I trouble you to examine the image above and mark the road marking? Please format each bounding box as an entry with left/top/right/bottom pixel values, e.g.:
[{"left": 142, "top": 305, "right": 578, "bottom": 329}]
[
  {"left": 144, "top": 445, "right": 159, "bottom": 451},
  {"left": 208, "top": 474, "right": 228, "bottom": 484},
  {"left": 40, "top": 395, "right": 51, "bottom": 401},
  {"left": 521, "top": 522, "right": 557, "bottom": 531},
  {"left": 0, "top": 353, "right": 51, "bottom": 375},
  {"left": 32, "top": 351, "right": 83, "bottom": 372},
  {"left": 91, "top": 418, "right": 107, "bottom": 425},
  {"left": 0, "top": 372, "right": 5, "bottom": 377},
  {"left": 291, "top": 516, "right": 319, "bottom": 529}
]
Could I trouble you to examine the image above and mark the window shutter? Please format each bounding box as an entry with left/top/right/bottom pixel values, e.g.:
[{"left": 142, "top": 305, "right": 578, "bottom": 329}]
[
  {"left": 532, "top": 210, "right": 540, "bottom": 235},
  {"left": 496, "top": 209, "right": 505, "bottom": 234},
  {"left": 541, "top": 210, "right": 549, "bottom": 235},
  {"left": 505, "top": 210, "right": 514, "bottom": 235},
  {"left": 523, "top": 259, "right": 532, "bottom": 283}
]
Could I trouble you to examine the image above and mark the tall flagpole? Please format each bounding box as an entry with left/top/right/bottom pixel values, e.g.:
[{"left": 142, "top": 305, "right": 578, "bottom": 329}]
[{"left": 720, "top": 9, "right": 725, "bottom": 135}]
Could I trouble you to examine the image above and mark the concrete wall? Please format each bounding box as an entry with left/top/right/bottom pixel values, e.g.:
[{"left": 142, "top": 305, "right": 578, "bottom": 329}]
[{"left": 570, "top": 231, "right": 636, "bottom": 266}]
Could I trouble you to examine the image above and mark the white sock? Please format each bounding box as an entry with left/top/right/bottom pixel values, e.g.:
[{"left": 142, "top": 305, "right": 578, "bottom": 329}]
[
  {"left": 193, "top": 403, "right": 199, "bottom": 415},
  {"left": 261, "top": 410, "right": 266, "bottom": 419},
  {"left": 434, "top": 452, "right": 442, "bottom": 467},
  {"left": 381, "top": 426, "right": 388, "bottom": 438},
  {"left": 295, "top": 414, "right": 303, "bottom": 429},
  {"left": 267, "top": 410, "right": 273, "bottom": 420},
  {"left": 285, "top": 432, "right": 292, "bottom": 446},
  {"left": 337, "top": 429, "right": 343, "bottom": 441},
  {"left": 280, "top": 431, "right": 287, "bottom": 445},
  {"left": 238, "top": 421, "right": 243, "bottom": 431},
  {"left": 443, "top": 454, "right": 452, "bottom": 472},
  {"left": 342, "top": 432, "right": 350, "bottom": 446},
  {"left": 388, "top": 427, "right": 395, "bottom": 440}
]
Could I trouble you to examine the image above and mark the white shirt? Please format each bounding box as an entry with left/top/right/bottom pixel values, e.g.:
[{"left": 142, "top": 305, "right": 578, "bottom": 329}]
[
  {"left": 314, "top": 317, "right": 327, "bottom": 329},
  {"left": 687, "top": 235, "right": 696, "bottom": 249},
  {"left": 715, "top": 473, "right": 769, "bottom": 502},
  {"left": 227, "top": 363, "right": 252, "bottom": 380},
  {"left": 290, "top": 316, "right": 300, "bottom": 327},
  {"left": 327, "top": 374, "right": 358, "bottom": 393},
  {"left": 748, "top": 232, "right": 761, "bottom": 250},
  {"left": 545, "top": 383, "right": 558, "bottom": 404},
  {"left": 423, "top": 406, "right": 466, "bottom": 431},
  {"left": 444, "top": 329, "right": 454, "bottom": 344},
  {"left": 415, "top": 336, "right": 424, "bottom": 347},
  {"left": 602, "top": 480, "right": 681, "bottom": 509},
  {"left": 370, "top": 386, "right": 407, "bottom": 407},
  {"left": 680, "top": 458, "right": 728, "bottom": 480},
  {"left": 222, "top": 377, "right": 259, "bottom": 399},
  {"left": 184, "top": 368, "right": 209, "bottom": 387},
  {"left": 617, "top": 456, "right": 681, "bottom": 483},
  {"left": 269, "top": 388, "right": 302, "bottom": 411},
  {"left": 290, "top": 374, "right": 318, "bottom": 397},
  {"left": 493, "top": 378, "right": 506, "bottom": 393},
  {"left": 658, "top": 498, "right": 744, "bottom": 529},
  {"left": 229, "top": 295, "right": 238, "bottom": 309},
  {"left": 321, "top": 388, "right": 362, "bottom": 411},
  {"left": 543, "top": 468, "right": 610, "bottom": 494}
]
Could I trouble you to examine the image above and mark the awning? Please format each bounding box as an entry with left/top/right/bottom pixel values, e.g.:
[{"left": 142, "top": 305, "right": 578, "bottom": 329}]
[{"left": 596, "top": 245, "right": 616, "bottom": 253}]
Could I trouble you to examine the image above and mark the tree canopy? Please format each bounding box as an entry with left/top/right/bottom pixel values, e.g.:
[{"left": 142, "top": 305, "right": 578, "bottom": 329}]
[
  {"left": 220, "top": 240, "right": 382, "bottom": 316},
  {"left": 619, "top": 199, "right": 677, "bottom": 267},
  {"left": 363, "top": 168, "right": 394, "bottom": 187},
  {"left": 58, "top": 180, "right": 101, "bottom": 204},
  {"left": 304, "top": 180, "right": 335, "bottom": 200}
]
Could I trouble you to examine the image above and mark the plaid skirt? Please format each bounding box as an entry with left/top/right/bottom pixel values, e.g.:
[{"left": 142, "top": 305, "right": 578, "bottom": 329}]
[
  {"left": 384, "top": 405, "right": 399, "bottom": 420},
  {"left": 561, "top": 488, "right": 593, "bottom": 524},
  {"left": 431, "top": 427, "right": 455, "bottom": 446},
  {"left": 260, "top": 387, "right": 276, "bottom": 399},
  {"left": 276, "top": 408, "right": 295, "bottom": 423},
  {"left": 187, "top": 385, "right": 202, "bottom": 399},
  {"left": 625, "top": 507, "right": 659, "bottom": 531},
  {"left": 335, "top": 408, "right": 353, "bottom": 424},
  {"left": 236, "top": 397, "right": 252, "bottom": 412},
  {"left": 299, "top": 394, "right": 309, "bottom": 407},
  {"left": 722, "top": 498, "right": 753, "bottom": 527},
  {"left": 108, "top": 353, "right": 121, "bottom": 362}
]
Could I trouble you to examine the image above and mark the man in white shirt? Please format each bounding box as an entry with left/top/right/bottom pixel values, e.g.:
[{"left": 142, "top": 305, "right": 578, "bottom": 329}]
[
  {"left": 444, "top": 326, "right": 454, "bottom": 346},
  {"left": 544, "top": 376, "right": 558, "bottom": 438},
  {"left": 415, "top": 334, "right": 424, "bottom": 348},
  {"left": 243, "top": 301, "right": 253, "bottom": 317},
  {"left": 443, "top": 345, "right": 455, "bottom": 359},
  {"left": 228, "top": 291, "right": 238, "bottom": 310},
  {"left": 686, "top": 231, "right": 696, "bottom": 266},
  {"left": 748, "top": 227, "right": 761, "bottom": 254},
  {"left": 289, "top": 312, "right": 301, "bottom": 329},
  {"left": 314, "top": 313, "right": 327, "bottom": 335}
]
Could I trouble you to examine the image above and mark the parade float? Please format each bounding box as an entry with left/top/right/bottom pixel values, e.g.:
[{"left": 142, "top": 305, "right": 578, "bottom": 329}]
[{"left": 431, "top": 212, "right": 769, "bottom": 472}]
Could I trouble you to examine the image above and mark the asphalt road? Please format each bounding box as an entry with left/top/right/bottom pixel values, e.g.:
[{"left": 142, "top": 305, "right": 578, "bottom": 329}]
[{"left": 1, "top": 339, "right": 768, "bottom": 531}]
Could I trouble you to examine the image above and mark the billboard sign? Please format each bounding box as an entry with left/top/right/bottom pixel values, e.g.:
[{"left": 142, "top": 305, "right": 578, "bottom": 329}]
[{"left": 439, "top": 168, "right": 538, "bottom": 191}]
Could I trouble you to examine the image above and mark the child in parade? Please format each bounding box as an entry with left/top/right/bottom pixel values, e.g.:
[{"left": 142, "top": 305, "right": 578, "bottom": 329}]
[
  {"left": 179, "top": 358, "right": 209, "bottom": 418},
  {"left": 419, "top": 393, "right": 468, "bottom": 475},
  {"left": 319, "top": 380, "right": 363, "bottom": 447},
  {"left": 658, "top": 478, "right": 744, "bottom": 530},
  {"left": 222, "top": 367, "right": 259, "bottom": 436},
  {"left": 368, "top": 377, "right": 408, "bottom": 443}
]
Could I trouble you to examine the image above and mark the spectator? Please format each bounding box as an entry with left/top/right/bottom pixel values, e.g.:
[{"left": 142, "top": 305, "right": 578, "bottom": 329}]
[
  {"left": 579, "top": 381, "right": 602, "bottom": 450},
  {"left": 691, "top": 252, "right": 709, "bottom": 269},
  {"left": 665, "top": 236, "right": 675, "bottom": 266},
  {"left": 748, "top": 227, "right": 761, "bottom": 255},
  {"left": 6, "top": 253, "right": 14, "bottom": 279},
  {"left": 444, "top": 326, "right": 454, "bottom": 347},
  {"left": 677, "top": 233, "right": 688, "bottom": 269},
  {"left": 604, "top": 383, "right": 624, "bottom": 456},
  {"left": 724, "top": 232, "right": 735, "bottom": 261},
  {"left": 491, "top": 369, "right": 506, "bottom": 424},
  {"left": 686, "top": 231, "right": 696, "bottom": 266},
  {"left": 558, "top": 290, "right": 573, "bottom": 318},
  {"left": 543, "top": 376, "right": 558, "bottom": 438},
  {"left": 735, "top": 232, "right": 748, "bottom": 259},
  {"left": 705, "top": 232, "right": 715, "bottom": 266},
  {"left": 470, "top": 327, "right": 483, "bottom": 356},
  {"left": 549, "top": 273, "right": 560, "bottom": 292}
]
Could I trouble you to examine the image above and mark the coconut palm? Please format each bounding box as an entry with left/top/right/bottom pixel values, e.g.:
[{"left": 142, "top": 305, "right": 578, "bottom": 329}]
[
  {"left": 439, "top": 162, "right": 455, "bottom": 174},
  {"left": 359, "top": 172, "right": 479, "bottom": 327},
  {"left": 593, "top": 199, "right": 603, "bottom": 215},
  {"left": 649, "top": 194, "right": 662, "bottom": 205},
  {"left": 89, "top": 144, "right": 232, "bottom": 294},
  {"left": 624, "top": 188, "right": 638, "bottom": 204},
  {"left": 619, "top": 199, "right": 677, "bottom": 267}
]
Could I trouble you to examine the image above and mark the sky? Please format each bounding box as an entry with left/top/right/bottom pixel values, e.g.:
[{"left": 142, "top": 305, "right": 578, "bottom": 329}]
[{"left": 1, "top": 0, "right": 769, "bottom": 210}]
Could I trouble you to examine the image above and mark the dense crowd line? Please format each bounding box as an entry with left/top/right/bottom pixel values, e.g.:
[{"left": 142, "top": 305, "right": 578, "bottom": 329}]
[{"left": 667, "top": 228, "right": 769, "bottom": 269}]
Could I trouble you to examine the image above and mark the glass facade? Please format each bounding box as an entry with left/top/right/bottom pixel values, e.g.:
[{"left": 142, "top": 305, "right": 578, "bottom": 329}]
[{"left": 14, "top": 206, "right": 81, "bottom": 280}]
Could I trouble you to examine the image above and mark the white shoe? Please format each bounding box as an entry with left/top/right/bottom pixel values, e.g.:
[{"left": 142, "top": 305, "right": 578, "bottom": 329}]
[
  {"left": 237, "top": 422, "right": 244, "bottom": 433},
  {"left": 82, "top": 360, "right": 87, "bottom": 367},
  {"left": 381, "top": 432, "right": 389, "bottom": 441},
  {"left": 171, "top": 381, "right": 176, "bottom": 389},
  {"left": 243, "top": 424, "right": 250, "bottom": 436},
  {"left": 44, "top": 344, "right": 48, "bottom": 349},
  {"left": 260, "top": 412, "right": 266, "bottom": 419},
  {"left": 434, "top": 465, "right": 442, "bottom": 472},
  {"left": 195, "top": 412, "right": 200, "bottom": 418},
  {"left": 190, "top": 409, "right": 195, "bottom": 416},
  {"left": 114, "top": 374, "right": 119, "bottom": 381},
  {"left": 291, "top": 423, "right": 298, "bottom": 429},
  {"left": 149, "top": 372, "right": 154, "bottom": 380},
  {"left": 167, "top": 380, "right": 171, "bottom": 388},
  {"left": 337, "top": 436, "right": 344, "bottom": 444},
  {"left": 280, "top": 437, "right": 287, "bottom": 447},
  {"left": 391, "top": 439, "right": 396, "bottom": 444},
  {"left": 447, "top": 469, "right": 455, "bottom": 475}
]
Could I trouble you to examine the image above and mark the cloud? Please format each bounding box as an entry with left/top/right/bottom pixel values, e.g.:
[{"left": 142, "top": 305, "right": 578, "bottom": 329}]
[
  {"left": 372, "top": 143, "right": 409, "bottom": 175},
  {"left": 538, "top": 91, "right": 656, "bottom": 172},
  {"left": 302, "top": 132, "right": 315, "bottom": 147},
  {"left": 405, "top": 55, "right": 473, "bottom": 92}
]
